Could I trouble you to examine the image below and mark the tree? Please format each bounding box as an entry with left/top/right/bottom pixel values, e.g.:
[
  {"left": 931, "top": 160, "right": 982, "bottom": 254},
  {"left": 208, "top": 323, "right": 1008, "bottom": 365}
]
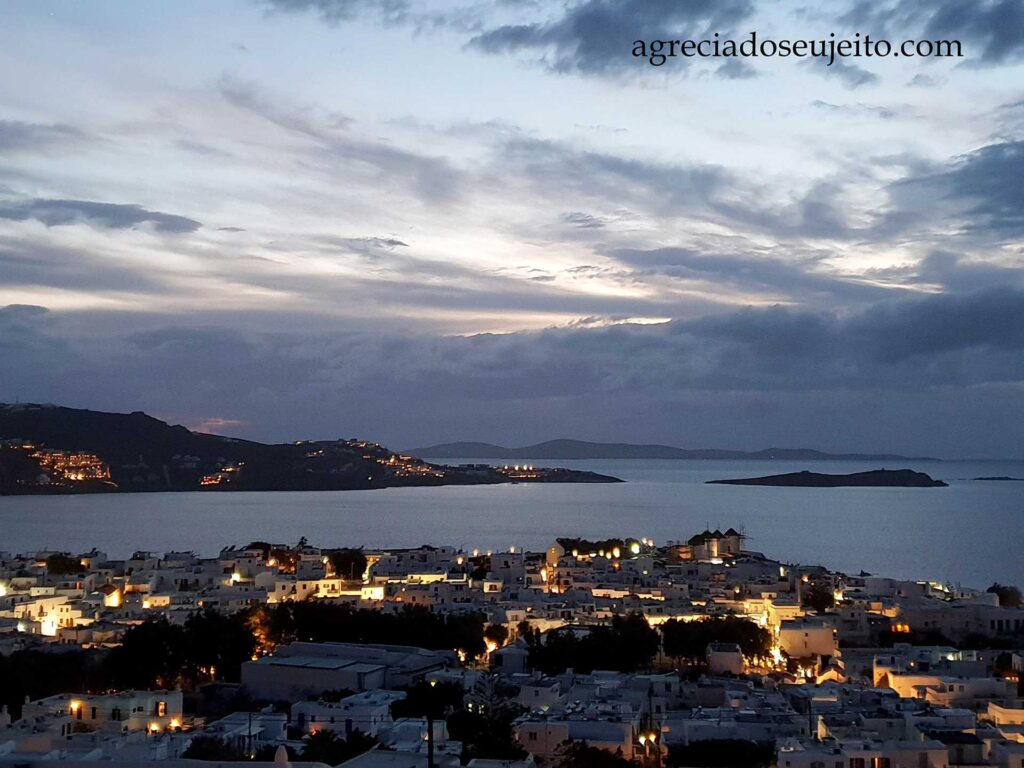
[
  {"left": 660, "top": 617, "right": 770, "bottom": 666},
  {"left": 448, "top": 709, "right": 528, "bottom": 764},
  {"left": 182, "top": 735, "right": 248, "bottom": 760},
  {"left": 182, "top": 609, "right": 257, "bottom": 683},
  {"left": 527, "top": 612, "right": 660, "bottom": 675},
  {"left": 669, "top": 739, "right": 773, "bottom": 768},
  {"left": 553, "top": 741, "right": 631, "bottom": 768},
  {"left": 104, "top": 618, "right": 187, "bottom": 689},
  {"left": 327, "top": 548, "right": 368, "bottom": 580},
  {"left": 802, "top": 583, "right": 836, "bottom": 613},
  {"left": 391, "top": 680, "right": 463, "bottom": 720},
  {"left": 988, "top": 583, "right": 1023, "bottom": 608},
  {"left": 104, "top": 610, "right": 255, "bottom": 690},
  {"left": 0, "top": 648, "right": 102, "bottom": 720},
  {"left": 46, "top": 553, "right": 83, "bottom": 576},
  {"left": 301, "top": 729, "right": 376, "bottom": 764},
  {"left": 256, "top": 602, "right": 487, "bottom": 661},
  {"left": 484, "top": 623, "right": 509, "bottom": 649}
]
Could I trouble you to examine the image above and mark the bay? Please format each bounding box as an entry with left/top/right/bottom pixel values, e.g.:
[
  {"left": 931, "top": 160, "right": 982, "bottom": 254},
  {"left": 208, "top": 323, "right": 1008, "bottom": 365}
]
[{"left": 1, "top": 458, "right": 1022, "bottom": 589}]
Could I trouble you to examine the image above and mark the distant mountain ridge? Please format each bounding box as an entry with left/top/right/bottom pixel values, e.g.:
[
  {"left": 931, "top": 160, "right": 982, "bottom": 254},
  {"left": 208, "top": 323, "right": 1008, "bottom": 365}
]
[
  {"left": 0, "top": 404, "right": 619, "bottom": 494},
  {"left": 406, "top": 438, "right": 939, "bottom": 462}
]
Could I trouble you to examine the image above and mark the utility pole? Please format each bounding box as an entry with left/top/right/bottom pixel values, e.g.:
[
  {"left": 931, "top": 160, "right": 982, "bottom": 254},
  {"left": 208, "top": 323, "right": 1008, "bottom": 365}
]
[{"left": 427, "top": 679, "right": 437, "bottom": 768}]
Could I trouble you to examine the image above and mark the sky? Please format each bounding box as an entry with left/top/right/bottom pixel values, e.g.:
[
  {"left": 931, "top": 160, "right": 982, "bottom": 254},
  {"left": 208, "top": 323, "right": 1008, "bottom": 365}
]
[{"left": 1, "top": 0, "right": 1023, "bottom": 458}]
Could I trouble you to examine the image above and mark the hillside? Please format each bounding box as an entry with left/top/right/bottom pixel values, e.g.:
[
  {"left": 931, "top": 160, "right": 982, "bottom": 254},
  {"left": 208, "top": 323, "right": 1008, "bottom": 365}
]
[
  {"left": 706, "top": 469, "right": 948, "bottom": 488},
  {"left": 0, "top": 404, "right": 619, "bottom": 494}
]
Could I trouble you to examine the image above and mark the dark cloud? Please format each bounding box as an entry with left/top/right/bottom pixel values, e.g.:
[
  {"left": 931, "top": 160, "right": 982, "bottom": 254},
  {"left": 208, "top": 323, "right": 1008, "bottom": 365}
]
[
  {"left": 0, "top": 121, "right": 85, "bottom": 153},
  {"left": 256, "top": 0, "right": 409, "bottom": 24},
  {"left": 716, "top": 59, "right": 757, "bottom": 80},
  {"left": 811, "top": 100, "right": 901, "bottom": 119},
  {"left": 219, "top": 77, "right": 462, "bottom": 203},
  {"left": 469, "top": 0, "right": 754, "bottom": 76},
  {"left": 886, "top": 140, "right": 1024, "bottom": 239},
  {"left": 843, "top": 0, "right": 1024, "bottom": 65},
  {"left": 3, "top": 286, "right": 1023, "bottom": 456},
  {"left": 803, "top": 57, "right": 878, "bottom": 89},
  {"left": 609, "top": 246, "right": 888, "bottom": 303},
  {"left": 0, "top": 198, "right": 201, "bottom": 233},
  {"left": 499, "top": 136, "right": 728, "bottom": 214},
  {"left": 561, "top": 211, "right": 608, "bottom": 229},
  {"left": 0, "top": 237, "right": 167, "bottom": 292}
]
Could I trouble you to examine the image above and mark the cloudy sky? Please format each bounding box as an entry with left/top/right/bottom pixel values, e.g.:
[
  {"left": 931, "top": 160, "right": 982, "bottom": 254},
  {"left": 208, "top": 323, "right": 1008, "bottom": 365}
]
[{"left": 1, "top": 0, "right": 1023, "bottom": 457}]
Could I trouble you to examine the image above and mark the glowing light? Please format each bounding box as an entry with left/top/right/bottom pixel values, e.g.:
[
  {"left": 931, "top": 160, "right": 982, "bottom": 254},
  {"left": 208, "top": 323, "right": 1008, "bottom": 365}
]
[
  {"left": 612, "top": 547, "right": 621, "bottom": 559},
  {"left": 230, "top": 572, "right": 241, "bottom": 583},
  {"left": 169, "top": 719, "right": 181, "bottom": 729},
  {"left": 149, "top": 722, "right": 161, "bottom": 733},
  {"left": 0, "top": 583, "right": 7, "bottom": 597},
  {"left": 630, "top": 543, "right": 640, "bottom": 555}
]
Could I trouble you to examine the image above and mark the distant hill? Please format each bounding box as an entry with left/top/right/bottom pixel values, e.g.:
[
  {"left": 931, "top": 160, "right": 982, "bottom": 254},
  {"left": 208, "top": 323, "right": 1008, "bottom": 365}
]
[
  {"left": 406, "top": 438, "right": 938, "bottom": 462},
  {"left": 707, "top": 469, "right": 948, "bottom": 488},
  {"left": 0, "top": 404, "right": 619, "bottom": 494}
]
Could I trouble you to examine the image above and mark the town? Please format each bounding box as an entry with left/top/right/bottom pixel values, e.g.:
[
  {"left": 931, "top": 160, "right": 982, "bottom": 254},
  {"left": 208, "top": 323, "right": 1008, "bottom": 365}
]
[{"left": 1, "top": 529, "right": 1023, "bottom": 768}]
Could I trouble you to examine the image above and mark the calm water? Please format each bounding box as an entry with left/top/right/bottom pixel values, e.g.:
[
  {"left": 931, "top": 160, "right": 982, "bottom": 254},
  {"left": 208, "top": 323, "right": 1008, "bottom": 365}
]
[{"left": 1, "top": 459, "right": 1023, "bottom": 589}]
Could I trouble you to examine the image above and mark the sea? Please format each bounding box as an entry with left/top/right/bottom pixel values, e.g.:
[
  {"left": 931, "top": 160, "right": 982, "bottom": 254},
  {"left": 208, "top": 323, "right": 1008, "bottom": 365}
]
[{"left": 1, "top": 458, "right": 1022, "bottom": 589}]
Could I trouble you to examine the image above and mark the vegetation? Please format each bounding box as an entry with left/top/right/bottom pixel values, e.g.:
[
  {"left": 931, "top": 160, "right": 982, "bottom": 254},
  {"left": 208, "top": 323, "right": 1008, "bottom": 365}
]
[
  {"left": 326, "top": 548, "right": 368, "bottom": 580},
  {"left": 660, "top": 616, "right": 770, "bottom": 665},
  {"left": 165, "top": 735, "right": 297, "bottom": 761},
  {"left": 988, "top": 583, "right": 1023, "bottom": 608},
  {"left": 104, "top": 610, "right": 256, "bottom": 689},
  {"left": 552, "top": 741, "right": 632, "bottom": 768},
  {"left": 484, "top": 623, "right": 509, "bottom": 648},
  {"left": 0, "top": 648, "right": 101, "bottom": 719},
  {"left": 252, "top": 601, "right": 488, "bottom": 660},
  {"left": 522, "top": 612, "right": 660, "bottom": 674},
  {"left": 300, "top": 729, "right": 376, "bottom": 764},
  {"left": 668, "top": 739, "right": 774, "bottom": 767},
  {"left": 46, "top": 552, "right": 84, "bottom": 575},
  {"left": 801, "top": 583, "right": 836, "bottom": 613},
  {"left": 390, "top": 680, "right": 464, "bottom": 720},
  {"left": 447, "top": 709, "right": 528, "bottom": 763}
]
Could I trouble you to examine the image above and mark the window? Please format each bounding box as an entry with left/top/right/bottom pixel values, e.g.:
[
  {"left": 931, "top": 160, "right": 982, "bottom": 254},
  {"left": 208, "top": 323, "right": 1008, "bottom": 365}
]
[
  {"left": 157, "top": 701, "right": 167, "bottom": 717},
  {"left": 850, "top": 759, "right": 865, "bottom": 768},
  {"left": 528, "top": 732, "right": 537, "bottom": 742}
]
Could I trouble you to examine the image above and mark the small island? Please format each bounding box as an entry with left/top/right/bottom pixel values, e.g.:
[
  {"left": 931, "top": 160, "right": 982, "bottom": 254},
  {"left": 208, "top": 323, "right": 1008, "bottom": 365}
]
[
  {"left": 973, "top": 476, "right": 1024, "bottom": 482},
  {"left": 707, "top": 468, "right": 948, "bottom": 488}
]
